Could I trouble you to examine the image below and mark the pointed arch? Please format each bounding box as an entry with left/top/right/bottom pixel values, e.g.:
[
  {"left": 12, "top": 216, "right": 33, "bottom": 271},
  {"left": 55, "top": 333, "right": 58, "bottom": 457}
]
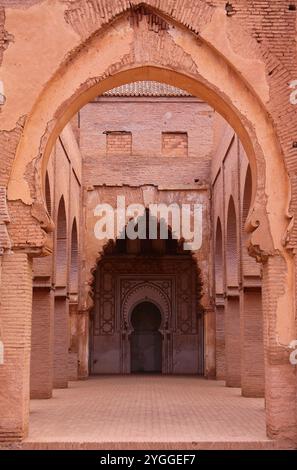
[
  {"left": 56, "top": 196, "right": 68, "bottom": 287},
  {"left": 242, "top": 164, "right": 260, "bottom": 276},
  {"left": 226, "top": 197, "right": 238, "bottom": 287},
  {"left": 70, "top": 218, "right": 79, "bottom": 294},
  {"left": 215, "top": 217, "right": 224, "bottom": 295},
  {"left": 9, "top": 7, "right": 291, "bottom": 265}
]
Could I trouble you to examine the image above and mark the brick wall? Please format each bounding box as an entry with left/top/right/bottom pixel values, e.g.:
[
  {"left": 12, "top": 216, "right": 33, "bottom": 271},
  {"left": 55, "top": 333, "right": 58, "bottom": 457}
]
[
  {"left": 241, "top": 288, "right": 264, "bottom": 397},
  {"left": 162, "top": 132, "right": 188, "bottom": 157},
  {"left": 215, "top": 305, "right": 225, "bottom": 380},
  {"left": 106, "top": 131, "right": 132, "bottom": 156},
  {"left": 225, "top": 296, "right": 241, "bottom": 388},
  {"left": 213, "top": 0, "right": 297, "bottom": 75},
  {"left": 30, "top": 287, "right": 54, "bottom": 399},
  {"left": 53, "top": 297, "right": 69, "bottom": 389},
  {"left": 0, "top": 253, "right": 32, "bottom": 440},
  {"left": 80, "top": 97, "right": 213, "bottom": 187}
]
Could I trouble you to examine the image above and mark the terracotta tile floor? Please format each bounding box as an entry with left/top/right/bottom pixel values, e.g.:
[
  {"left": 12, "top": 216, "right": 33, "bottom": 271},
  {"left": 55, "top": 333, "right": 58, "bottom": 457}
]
[{"left": 22, "top": 376, "right": 282, "bottom": 449}]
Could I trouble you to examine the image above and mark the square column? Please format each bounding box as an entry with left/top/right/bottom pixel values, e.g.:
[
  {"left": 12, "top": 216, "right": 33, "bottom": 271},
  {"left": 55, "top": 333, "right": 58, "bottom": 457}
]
[
  {"left": 204, "top": 307, "right": 216, "bottom": 379},
  {"left": 262, "top": 256, "right": 297, "bottom": 445},
  {"left": 215, "top": 295, "right": 226, "bottom": 380},
  {"left": 77, "top": 311, "right": 89, "bottom": 379},
  {"left": 30, "top": 287, "right": 54, "bottom": 398},
  {"left": 225, "top": 294, "right": 241, "bottom": 387},
  {"left": 68, "top": 300, "right": 79, "bottom": 381},
  {"left": 0, "top": 253, "right": 32, "bottom": 440},
  {"left": 240, "top": 286, "right": 264, "bottom": 397},
  {"left": 53, "top": 295, "right": 69, "bottom": 388}
]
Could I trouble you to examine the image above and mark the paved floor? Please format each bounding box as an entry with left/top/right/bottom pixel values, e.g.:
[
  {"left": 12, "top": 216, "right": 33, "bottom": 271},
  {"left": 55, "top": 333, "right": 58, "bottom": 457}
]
[{"left": 22, "top": 376, "right": 281, "bottom": 449}]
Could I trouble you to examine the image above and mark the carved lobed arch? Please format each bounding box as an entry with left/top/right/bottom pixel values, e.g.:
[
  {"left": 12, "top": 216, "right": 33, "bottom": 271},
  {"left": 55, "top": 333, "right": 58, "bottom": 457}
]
[
  {"left": 122, "top": 281, "right": 171, "bottom": 331},
  {"left": 5, "top": 6, "right": 291, "bottom": 261}
]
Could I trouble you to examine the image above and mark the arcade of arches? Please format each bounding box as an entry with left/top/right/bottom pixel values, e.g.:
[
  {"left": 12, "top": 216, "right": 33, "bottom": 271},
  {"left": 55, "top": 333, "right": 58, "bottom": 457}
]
[{"left": 0, "top": 0, "right": 297, "bottom": 448}]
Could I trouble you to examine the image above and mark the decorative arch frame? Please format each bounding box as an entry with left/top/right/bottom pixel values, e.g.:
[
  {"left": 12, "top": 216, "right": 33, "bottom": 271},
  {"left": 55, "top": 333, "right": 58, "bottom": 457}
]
[{"left": 122, "top": 281, "right": 171, "bottom": 331}]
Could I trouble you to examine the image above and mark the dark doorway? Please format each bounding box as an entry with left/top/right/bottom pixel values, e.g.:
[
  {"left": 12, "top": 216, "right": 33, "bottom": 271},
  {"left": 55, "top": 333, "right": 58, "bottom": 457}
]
[{"left": 130, "top": 301, "right": 162, "bottom": 373}]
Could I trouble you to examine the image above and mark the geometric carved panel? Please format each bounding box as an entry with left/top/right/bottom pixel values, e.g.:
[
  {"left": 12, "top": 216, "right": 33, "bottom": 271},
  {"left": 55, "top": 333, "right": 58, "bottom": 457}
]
[{"left": 93, "top": 256, "right": 200, "bottom": 336}]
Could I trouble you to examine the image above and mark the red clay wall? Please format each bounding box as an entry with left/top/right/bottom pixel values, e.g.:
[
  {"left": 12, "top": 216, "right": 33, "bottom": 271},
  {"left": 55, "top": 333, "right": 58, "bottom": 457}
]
[{"left": 80, "top": 97, "right": 213, "bottom": 187}]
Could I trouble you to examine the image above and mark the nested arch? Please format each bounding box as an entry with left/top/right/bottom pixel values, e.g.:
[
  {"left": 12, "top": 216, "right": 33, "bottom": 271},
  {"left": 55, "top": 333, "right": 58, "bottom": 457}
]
[
  {"left": 131, "top": 301, "right": 162, "bottom": 332},
  {"left": 122, "top": 282, "right": 171, "bottom": 330}
]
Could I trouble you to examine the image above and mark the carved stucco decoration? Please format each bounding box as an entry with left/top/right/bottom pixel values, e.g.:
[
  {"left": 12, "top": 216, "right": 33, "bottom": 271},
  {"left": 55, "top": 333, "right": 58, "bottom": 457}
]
[{"left": 121, "top": 280, "right": 171, "bottom": 330}]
